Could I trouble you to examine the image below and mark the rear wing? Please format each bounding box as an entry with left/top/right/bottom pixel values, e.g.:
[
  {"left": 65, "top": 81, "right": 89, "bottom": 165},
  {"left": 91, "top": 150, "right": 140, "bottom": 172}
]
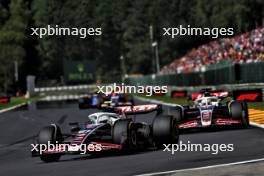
[
  {"left": 104, "top": 104, "right": 162, "bottom": 115},
  {"left": 191, "top": 91, "right": 229, "bottom": 100}
]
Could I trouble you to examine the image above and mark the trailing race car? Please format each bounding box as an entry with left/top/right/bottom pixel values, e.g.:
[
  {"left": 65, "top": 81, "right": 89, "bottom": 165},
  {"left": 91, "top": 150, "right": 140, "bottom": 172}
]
[
  {"left": 78, "top": 92, "right": 133, "bottom": 109},
  {"left": 78, "top": 92, "right": 106, "bottom": 109},
  {"left": 100, "top": 92, "right": 134, "bottom": 108},
  {"left": 169, "top": 89, "right": 249, "bottom": 130},
  {"left": 32, "top": 104, "right": 179, "bottom": 162}
]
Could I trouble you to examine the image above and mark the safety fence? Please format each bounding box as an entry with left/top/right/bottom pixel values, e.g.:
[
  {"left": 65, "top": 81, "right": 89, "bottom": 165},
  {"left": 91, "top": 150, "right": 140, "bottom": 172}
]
[
  {"left": 32, "top": 84, "right": 97, "bottom": 98},
  {"left": 125, "top": 62, "right": 264, "bottom": 86}
]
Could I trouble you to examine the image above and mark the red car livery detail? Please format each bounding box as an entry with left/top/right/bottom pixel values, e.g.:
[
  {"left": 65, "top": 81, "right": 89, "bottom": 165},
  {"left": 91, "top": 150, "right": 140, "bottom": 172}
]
[
  {"left": 191, "top": 92, "right": 229, "bottom": 100},
  {"left": 179, "top": 120, "right": 198, "bottom": 129},
  {"left": 115, "top": 104, "right": 160, "bottom": 114},
  {"left": 178, "top": 118, "right": 242, "bottom": 129},
  {"left": 214, "top": 118, "right": 241, "bottom": 125}
]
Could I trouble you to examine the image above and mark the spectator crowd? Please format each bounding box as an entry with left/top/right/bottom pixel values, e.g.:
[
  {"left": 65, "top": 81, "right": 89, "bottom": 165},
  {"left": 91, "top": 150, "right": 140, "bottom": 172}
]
[{"left": 161, "top": 27, "right": 264, "bottom": 74}]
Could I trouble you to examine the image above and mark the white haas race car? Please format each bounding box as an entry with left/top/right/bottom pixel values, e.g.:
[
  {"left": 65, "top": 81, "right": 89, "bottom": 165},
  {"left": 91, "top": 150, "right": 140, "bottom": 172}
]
[
  {"left": 32, "top": 104, "right": 179, "bottom": 162},
  {"left": 170, "top": 89, "right": 249, "bottom": 130}
]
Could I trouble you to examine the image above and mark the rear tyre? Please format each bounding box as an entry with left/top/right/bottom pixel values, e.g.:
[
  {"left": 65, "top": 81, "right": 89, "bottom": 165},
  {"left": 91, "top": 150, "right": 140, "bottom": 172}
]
[
  {"left": 230, "top": 101, "right": 249, "bottom": 128},
  {"left": 152, "top": 115, "right": 179, "bottom": 149},
  {"left": 112, "top": 119, "right": 137, "bottom": 151},
  {"left": 38, "top": 125, "right": 63, "bottom": 162}
]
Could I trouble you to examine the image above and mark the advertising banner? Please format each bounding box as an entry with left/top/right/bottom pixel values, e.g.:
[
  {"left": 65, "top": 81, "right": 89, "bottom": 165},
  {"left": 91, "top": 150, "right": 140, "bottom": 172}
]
[
  {"left": 232, "top": 89, "right": 263, "bottom": 102},
  {"left": 64, "top": 60, "right": 96, "bottom": 84}
]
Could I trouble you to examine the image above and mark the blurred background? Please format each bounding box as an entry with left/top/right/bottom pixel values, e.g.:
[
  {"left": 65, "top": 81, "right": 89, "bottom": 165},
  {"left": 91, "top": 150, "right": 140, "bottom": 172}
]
[{"left": 0, "top": 0, "right": 263, "bottom": 95}]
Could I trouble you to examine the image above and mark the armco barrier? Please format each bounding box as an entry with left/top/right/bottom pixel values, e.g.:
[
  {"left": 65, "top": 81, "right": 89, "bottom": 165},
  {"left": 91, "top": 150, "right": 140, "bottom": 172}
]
[{"left": 33, "top": 84, "right": 98, "bottom": 98}]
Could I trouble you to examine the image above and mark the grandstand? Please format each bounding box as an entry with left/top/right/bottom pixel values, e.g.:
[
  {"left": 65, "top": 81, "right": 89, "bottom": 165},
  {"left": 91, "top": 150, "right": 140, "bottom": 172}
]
[{"left": 161, "top": 27, "right": 264, "bottom": 74}]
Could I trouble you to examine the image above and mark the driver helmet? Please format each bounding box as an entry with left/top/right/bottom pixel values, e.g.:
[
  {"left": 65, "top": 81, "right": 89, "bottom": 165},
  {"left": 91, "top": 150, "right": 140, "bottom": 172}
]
[
  {"left": 199, "top": 98, "right": 213, "bottom": 106},
  {"left": 98, "top": 115, "right": 110, "bottom": 124},
  {"left": 204, "top": 91, "right": 211, "bottom": 97}
]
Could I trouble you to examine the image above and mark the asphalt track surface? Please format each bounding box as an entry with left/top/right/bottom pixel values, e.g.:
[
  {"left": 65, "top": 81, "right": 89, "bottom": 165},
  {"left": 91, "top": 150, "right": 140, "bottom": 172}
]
[{"left": 0, "top": 100, "right": 264, "bottom": 176}]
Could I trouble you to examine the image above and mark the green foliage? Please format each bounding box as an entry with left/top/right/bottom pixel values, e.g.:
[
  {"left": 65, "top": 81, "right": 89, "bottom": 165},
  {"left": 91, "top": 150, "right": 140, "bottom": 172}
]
[
  {"left": 0, "top": 0, "right": 263, "bottom": 89},
  {"left": 30, "top": 0, "right": 264, "bottom": 81},
  {"left": 0, "top": 0, "right": 29, "bottom": 93},
  {"left": 122, "top": 0, "right": 152, "bottom": 74}
]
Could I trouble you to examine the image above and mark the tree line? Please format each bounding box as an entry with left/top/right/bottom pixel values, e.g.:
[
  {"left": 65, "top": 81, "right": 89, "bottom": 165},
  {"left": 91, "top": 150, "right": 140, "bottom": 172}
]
[{"left": 0, "top": 0, "right": 263, "bottom": 93}]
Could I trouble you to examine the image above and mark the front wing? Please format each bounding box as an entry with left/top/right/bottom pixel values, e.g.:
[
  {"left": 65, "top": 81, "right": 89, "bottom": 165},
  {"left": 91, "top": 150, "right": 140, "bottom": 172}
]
[{"left": 178, "top": 118, "right": 242, "bottom": 129}]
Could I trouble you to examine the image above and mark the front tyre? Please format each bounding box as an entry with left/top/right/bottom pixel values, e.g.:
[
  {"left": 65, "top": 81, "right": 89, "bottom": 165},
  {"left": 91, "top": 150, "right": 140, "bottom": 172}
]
[{"left": 37, "top": 125, "right": 63, "bottom": 162}]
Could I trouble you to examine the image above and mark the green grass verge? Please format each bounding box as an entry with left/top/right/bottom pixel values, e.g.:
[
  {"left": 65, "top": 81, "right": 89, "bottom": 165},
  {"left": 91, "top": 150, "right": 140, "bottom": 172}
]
[
  {"left": 247, "top": 102, "right": 264, "bottom": 110},
  {"left": 135, "top": 94, "right": 264, "bottom": 110},
  {"left": 0, "top": 97, "right": 40, "bottom": 110}
]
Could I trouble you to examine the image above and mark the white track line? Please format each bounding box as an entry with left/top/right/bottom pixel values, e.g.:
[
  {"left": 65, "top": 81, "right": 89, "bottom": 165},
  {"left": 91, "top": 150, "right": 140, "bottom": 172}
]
[
  {"left": 135, "top": 96, "right": 264, "bottom": 129},
  {"left": 249, "top": 121, "right": 264, "bottom": 128},
  {"left": 136, "top": 157, "right": 264, "bottom": 176},
  {"left": 0, "top": 102, "right": 26, "bottom": 114}
]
